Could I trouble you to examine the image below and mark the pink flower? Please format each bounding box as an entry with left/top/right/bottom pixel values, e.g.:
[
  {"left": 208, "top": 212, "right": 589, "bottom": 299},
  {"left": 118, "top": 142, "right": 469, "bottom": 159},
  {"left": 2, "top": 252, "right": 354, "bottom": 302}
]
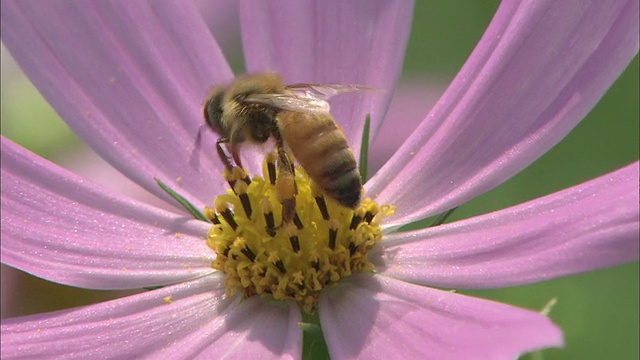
[{"left": 1, "top": 1, "right": 638, "bottom": 359}]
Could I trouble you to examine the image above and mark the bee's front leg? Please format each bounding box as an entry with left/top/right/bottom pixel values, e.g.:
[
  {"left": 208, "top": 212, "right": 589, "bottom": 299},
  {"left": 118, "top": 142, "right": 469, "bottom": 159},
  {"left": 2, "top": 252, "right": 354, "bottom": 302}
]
[
  {"left": 216, "top": 137, "right": 235, "bottom": 170},
  {"left": 216, "top": 137, "right": 246, "bottom": 169}
]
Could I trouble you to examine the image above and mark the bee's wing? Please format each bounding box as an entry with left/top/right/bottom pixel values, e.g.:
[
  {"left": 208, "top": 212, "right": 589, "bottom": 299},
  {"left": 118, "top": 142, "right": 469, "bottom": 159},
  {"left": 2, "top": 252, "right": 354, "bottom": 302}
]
[
  {"left": 244, "top": 93, "right": 331, "bottom": 113},
  {"left": 285, "top": 83, "right": 376, "bottom": 101},
  {"left": 245, "top": 84, "right": 377, "bottom": 114}
]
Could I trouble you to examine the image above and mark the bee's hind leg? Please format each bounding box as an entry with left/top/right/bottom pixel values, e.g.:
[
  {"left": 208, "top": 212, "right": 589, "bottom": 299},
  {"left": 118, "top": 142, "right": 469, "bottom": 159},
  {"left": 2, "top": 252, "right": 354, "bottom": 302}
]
[
  {"left": 271, "top": 129, "right": 298, "bottom": 225},
  {"left": 275, "top": 146, "right": 297, "bottom": 225}
]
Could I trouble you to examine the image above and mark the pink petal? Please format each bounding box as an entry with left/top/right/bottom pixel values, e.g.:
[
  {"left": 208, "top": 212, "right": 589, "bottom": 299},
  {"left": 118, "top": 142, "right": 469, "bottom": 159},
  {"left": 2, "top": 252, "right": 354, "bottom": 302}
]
[
  {"left": 373, "top": 162, "right": 639, "bottom": 289},
  {"left": 367, "top": 0, "right": 639, "bottom": 227},
  {"left": 369, "top": 79, "right": 445, "bottom": 176},
  {"left": 320, "top": 273, "right": 562, "bottom": 359},
  {"left": 1, "top": 0, "right": 233, "bottom": 210},
  {"left": 1, "top": 138, "right": 214, "bottom": 290},
  {"left": 239, "top": 0, "right": 413, "bottom": 157},
  {"left": 192, "top": 0, "right": 241, "bottom": 61},
  {"left": 56, "top": 145, "right": 175, "bottom": 211},
  {"left": 0, "top": 274, "right": 302, "bottom": 359}
]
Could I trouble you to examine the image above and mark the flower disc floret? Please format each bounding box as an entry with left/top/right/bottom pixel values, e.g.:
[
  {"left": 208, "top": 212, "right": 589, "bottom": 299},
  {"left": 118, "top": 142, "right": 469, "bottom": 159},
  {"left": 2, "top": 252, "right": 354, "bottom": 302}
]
[{"left": 206, "top": 153, "right": 394, "bottom": 314}]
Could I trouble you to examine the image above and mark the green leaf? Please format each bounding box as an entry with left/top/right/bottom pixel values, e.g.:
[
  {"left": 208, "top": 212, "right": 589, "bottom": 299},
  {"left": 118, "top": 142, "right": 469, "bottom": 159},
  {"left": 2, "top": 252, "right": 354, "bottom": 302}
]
[
  {"left": 358, "top": 114, "right": 371, "bottom": 183},
  {"left": 154, "top": 178, "right": 210, "bottom": 223}
]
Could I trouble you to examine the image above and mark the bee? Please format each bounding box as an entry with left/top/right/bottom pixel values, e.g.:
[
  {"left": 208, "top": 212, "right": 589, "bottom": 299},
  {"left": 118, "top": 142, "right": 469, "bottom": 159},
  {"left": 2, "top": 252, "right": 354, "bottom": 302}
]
[{"left": 200, "top": 72, "right": 367, "bottom": 223}]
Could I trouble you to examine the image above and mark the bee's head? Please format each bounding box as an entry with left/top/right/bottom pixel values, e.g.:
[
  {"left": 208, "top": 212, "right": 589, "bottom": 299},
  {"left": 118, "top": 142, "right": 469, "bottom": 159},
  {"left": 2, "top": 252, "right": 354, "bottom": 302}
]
[{"left": 202, "top": 88, "right": 225, "bottom": 134}]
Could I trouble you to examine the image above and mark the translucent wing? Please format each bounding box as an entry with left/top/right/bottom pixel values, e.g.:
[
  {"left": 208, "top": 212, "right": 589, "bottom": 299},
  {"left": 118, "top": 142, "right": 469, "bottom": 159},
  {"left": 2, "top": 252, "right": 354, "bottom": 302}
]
[
  {"left": 244, "top": 83, "right": 377, "bottom": 114},
  {"left": 244, "top": 93, "right": 331, "bottom": 113},
  {"left": 285, "top": 83, "right": 375, "bottom": 100}
]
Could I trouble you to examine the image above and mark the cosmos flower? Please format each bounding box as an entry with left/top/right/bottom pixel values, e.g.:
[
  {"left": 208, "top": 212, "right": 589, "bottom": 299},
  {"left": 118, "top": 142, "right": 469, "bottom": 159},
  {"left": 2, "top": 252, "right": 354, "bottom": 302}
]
[{"left": 2, "top": 1, "right": 638, "bottom": 359}]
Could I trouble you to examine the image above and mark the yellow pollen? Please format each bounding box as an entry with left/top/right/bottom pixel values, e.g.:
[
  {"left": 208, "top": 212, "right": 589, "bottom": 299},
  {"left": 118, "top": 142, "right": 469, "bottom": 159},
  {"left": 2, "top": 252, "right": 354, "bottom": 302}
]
[{"left": 206, "top": 154, "right": 394, "bottom": 314}]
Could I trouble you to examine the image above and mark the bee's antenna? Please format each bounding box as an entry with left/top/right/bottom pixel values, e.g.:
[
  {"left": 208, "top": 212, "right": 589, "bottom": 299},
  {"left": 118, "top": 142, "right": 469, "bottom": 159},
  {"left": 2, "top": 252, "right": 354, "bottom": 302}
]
[{"left": 189, "top": 124, "right": 207, "bottom": 171}]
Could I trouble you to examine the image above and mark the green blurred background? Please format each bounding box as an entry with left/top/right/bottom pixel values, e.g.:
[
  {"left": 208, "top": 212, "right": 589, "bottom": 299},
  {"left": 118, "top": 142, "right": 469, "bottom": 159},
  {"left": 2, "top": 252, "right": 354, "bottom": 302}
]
[{"left": 1, "top": 1, "right": 638, "bottom": 359}]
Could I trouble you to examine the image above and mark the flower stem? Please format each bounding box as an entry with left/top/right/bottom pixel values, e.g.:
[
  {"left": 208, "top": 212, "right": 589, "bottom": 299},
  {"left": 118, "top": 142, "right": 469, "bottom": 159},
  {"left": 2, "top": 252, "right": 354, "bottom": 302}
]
[{"left": 300, "top": 312, "right": 330, "bottom": 360}]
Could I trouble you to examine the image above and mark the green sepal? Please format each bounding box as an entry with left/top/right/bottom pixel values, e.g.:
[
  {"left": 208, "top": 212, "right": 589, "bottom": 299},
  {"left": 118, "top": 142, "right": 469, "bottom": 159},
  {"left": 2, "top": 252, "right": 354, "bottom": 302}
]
[
  {"left": 298, "top": 322, "right": 323, "bottom": 335},
  {"left": 429, "top": 207, "right": 458, "bottom": 227},
  {"left": 539, "top": 297, "right": 558, "bottom": 316},
  {"left": 154, "top": 178, "right": 210, "bottom": 223},
  {"left": 143, "top": 285, "right": 164, "bottom": 291},
  {"left": 358, "top": 114, "right": 371, "bottom": 183}
]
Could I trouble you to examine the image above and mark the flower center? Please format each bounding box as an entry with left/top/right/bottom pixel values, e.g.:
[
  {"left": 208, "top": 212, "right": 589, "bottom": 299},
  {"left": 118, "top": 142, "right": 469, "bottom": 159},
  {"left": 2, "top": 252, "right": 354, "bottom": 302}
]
[{"left": 204, "top": 153, "right": 394, "bottom": 314}]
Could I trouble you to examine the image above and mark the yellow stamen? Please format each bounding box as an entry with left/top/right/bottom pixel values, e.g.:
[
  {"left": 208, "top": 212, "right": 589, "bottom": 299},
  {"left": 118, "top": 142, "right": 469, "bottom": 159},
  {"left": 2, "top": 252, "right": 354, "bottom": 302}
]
[{"left": 207, "top": 155, "right": 394, "bottom": 314}]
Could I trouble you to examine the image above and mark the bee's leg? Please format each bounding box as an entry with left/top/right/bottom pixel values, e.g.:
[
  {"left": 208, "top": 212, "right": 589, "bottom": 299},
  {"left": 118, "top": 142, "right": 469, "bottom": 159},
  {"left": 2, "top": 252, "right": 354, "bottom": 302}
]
[
  {"left": 216, "top": 137, "right": 234, "bottom": 170},
  {"left": 276, "top": 146, "right": 296, "bottom": 224},
  {"left": 270, "top": 129, "right": 297, "bottom": 225},
  {"left": 228, "top": 143, "right": 244, "bottom": 169},
  {"left": 217, "top": 137, "right": 250, "bottom": 187},
  {"left": 217, "top": 137, "right": 245, "bottom": 169}
]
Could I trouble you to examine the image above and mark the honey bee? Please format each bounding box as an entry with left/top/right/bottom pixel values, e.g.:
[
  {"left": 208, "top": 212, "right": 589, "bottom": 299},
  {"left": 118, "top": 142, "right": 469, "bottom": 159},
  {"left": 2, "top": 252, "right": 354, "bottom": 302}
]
[{"left": 201, "top": 72, "right": 367, "bottom": 223}]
